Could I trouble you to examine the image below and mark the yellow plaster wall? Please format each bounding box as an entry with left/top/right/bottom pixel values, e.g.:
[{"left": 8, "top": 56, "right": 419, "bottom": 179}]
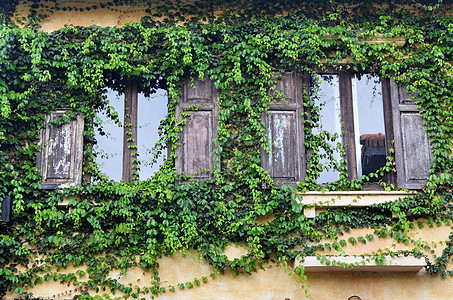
[
  {"left": 314, "top": 221, "right": 450, "bottom": 259},
  {"left": 6, "top": 255, "right": 453, "bottom": 300},
  {"left": 15, "top": 1, "right": 146, "bottom": 31},
  {"left": 14, "top": 0, "right": 203, "bottom": 32},
  {"left": 6, "top": 224, "right": 453, "bottom": 299}
]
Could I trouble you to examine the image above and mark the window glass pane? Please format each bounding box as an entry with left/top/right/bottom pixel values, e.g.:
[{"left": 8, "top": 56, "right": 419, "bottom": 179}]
[
  {"left": 352, "top": 74, "right": 386, "bottom": 178},
  {"left": 313, "top": 74, "right": 342, "bottom": 184},
  {"left": 94, "top": 89, "right": 124, "bottom": 181},
  {"left": 137, "top": 89, "right": 168, "bottom": 179}
]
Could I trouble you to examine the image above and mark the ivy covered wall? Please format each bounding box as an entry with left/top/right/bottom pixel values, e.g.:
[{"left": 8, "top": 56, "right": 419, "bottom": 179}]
[{"left": 2, "top": 0, "right": 453, "bottom": 298}]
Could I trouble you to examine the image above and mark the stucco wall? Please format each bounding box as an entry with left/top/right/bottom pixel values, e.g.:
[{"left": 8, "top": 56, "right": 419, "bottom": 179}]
[
  {"left": 15, "top": 0, "right": 194, "bottom": 32},
  {"left": 5, "top": 221, "right": 453, "bottom": 299}
]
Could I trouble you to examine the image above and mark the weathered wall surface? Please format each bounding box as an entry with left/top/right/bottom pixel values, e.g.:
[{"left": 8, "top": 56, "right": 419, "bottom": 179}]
[
  {"left": 5, "top": 222, "right": 453, "bottom": 299},
  {"left": 6, "top": 2, "right": 453, "bottom": 299},
  {"left": 15, "top": 0, "right": 192, "bottom": 32}
]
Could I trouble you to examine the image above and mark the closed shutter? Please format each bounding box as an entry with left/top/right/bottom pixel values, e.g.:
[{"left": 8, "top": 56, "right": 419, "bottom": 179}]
[
  {"left": 175, "top": 77, "right": 218, "bottom": 179},
  {"left": 262, "top": 72, "right": 305, "bottom": 185},
  {"left": 37, "top": 111, "right": 84, "bottom": 189},
  {"left": 390, "top": 81, "right": 432, "bottom": 189}
]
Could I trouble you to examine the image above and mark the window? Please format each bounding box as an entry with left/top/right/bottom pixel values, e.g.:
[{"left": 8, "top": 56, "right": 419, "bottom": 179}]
[
  {"left": 94, "top": 78, "right": 168, "bottom": 182},
  {"left": 263, "top": 71, "right": 432, "bottom": 189},
  {"left": 37, "top": 73, "right": 432, "bottom": 189},
  {"left": 94, "top": 76, "right": 218, "bottom": 182},
  {"left": 311, "top": 72, "right": 432, "bottom": 188},
  {"left": 313, "top": 72, "right": 389, "bottom": 184},
  {"left": 37, "top": 77, "right": 212, "bottom": 188}
]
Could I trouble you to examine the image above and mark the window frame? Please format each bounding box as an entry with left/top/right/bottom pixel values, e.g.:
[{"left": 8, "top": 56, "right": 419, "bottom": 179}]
[
  {"left": 312, "top": 71, "right": 396, "bottom": 185},
  {"left": 309, "top": 70, "right": 432, "bottom": 189},
  {"left": 122, "top": 77, "right": 138, "bottom": 182},
  {"left": 95, "top": 77, "right": 168, "bottom": 182}
]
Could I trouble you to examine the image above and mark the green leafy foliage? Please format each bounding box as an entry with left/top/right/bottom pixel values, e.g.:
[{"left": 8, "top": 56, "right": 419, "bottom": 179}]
[{"left": 1, "top": 0, "right": 453, "bottom": 298}]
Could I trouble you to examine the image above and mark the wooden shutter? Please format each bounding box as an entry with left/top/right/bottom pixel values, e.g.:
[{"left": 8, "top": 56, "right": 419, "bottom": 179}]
[
  {"left": 175, "top": 77, "right": 218, "bottom": 179},
  {"left": 390, "top": 81, "right": 432, "bottom": 189},
  {"left": 262, "top": 72, "right": 305, "bottom": 185},
  {"left": 37, "top": 111, "right": 84, "bottom": 189}
]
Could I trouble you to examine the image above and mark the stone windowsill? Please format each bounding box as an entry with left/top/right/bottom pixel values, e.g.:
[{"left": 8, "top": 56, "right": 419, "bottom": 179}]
[
  {"left": 295, "top": 255, "right": 425, "bottom": 272},
  {"left": 324, "top": 34, "right": 407, "bottom": 47},
  {"left": 297, "top": 191, "right": 411, "bottom": 218}
]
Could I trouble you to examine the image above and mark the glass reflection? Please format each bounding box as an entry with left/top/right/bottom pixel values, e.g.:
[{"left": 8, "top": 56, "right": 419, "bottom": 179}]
[
  {"left": 352, "top": 74, "right": 386, "bottom": 178},
  {"left": 137, "top": 89, "right": 168, "bottom": 179},
  {"left": 94, "top": 89, "right": 124, "bottom": 181},
  {"left": 312, "top": 74, "right": 342, "bottom": 184}
]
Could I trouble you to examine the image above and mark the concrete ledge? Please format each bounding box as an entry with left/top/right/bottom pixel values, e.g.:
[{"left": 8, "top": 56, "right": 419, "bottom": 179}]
[
  {"left": 324, "top": 34, "right": 406, "bottom": 47},
  {"left": 297, "top": 191, "right": 410, "bottom": 218},
  {"left": 295, "top": 256, "right": 425, "bottom": 272}
]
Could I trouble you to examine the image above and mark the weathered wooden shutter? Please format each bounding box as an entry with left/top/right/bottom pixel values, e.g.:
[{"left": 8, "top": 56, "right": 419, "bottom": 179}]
[
  {"left": 175, "top": 77, "right": 218, "bottom": 179},
  {"left": 262, "top": 72, "right": 305, "bottom": 185},
  {"left": 390, "top": 81, "right": 432, "bottom": 189},
  {"left": 37, "top": 111, "right": 84, "bottom": 189}
]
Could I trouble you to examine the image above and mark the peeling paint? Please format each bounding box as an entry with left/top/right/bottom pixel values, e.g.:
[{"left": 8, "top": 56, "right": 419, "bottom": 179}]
[
  {"left": 47, "top": 122, "right": 72, "bottom": 179},
  {"left": 268, "top": 112, "right": 292, "bottom": 176},
  {"left": 273, "top": 114, "right": 287, "bottom": 164}
]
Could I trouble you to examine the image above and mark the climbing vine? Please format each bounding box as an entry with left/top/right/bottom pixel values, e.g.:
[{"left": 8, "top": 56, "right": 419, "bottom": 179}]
[{"left": 2, "top": 0, "right": 453, "bottom": 298}]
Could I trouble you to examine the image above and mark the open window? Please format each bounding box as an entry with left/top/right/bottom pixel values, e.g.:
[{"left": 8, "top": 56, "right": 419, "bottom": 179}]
[
  {"left": 37, "top": 76, "right": 213, "bottom": 186},
  {"left": 312, "top": 73, "right": 388, "bottom": 183},
  {"left": 311, "top": 72, "right": 432, "bottom": 189}
]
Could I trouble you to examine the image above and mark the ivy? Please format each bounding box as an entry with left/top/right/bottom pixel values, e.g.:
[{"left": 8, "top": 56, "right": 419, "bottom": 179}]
[{"left": 1, "top": 0, "right": 453, "bottom": 298}]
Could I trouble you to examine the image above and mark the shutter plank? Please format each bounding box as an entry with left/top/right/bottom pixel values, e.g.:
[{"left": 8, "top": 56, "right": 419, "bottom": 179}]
[
  {"left": 391, "top": 81, "right": 432, "bottom": 189},
  {"left": 186, "top": 78, "right": 212, "bottom": 100},
  {"left": 183, "top": 111, "right": 212, "bottom": 178},
  {"left": 272, "top": 72, "right": 296, "bottom": 101},
  {"left": 267, "top": 111, "right": 297, "bottom": 179},
  {"left": 47, "top": 113, "right": 72, "bottom": 179}
]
